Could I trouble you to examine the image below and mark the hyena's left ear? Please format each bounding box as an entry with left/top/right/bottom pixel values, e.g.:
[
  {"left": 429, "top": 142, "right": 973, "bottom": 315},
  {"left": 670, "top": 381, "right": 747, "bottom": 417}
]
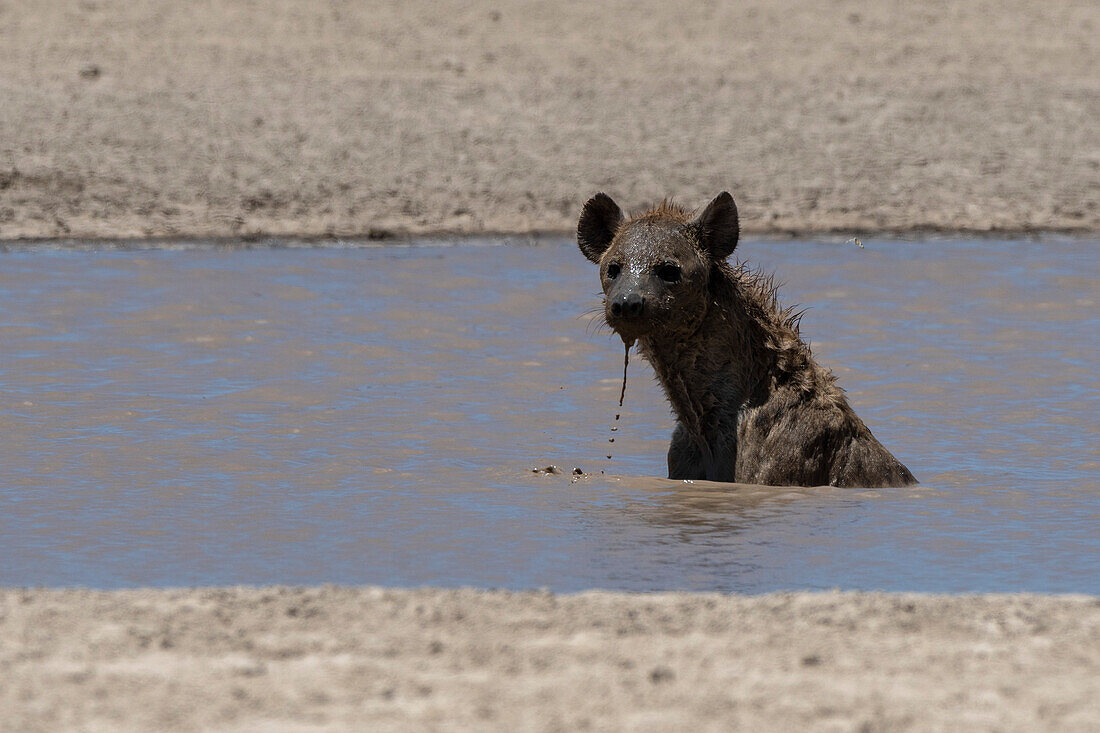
[
  {"left": 577, "top": 193, "right": 624, "bottom": 264},
  {"left": 689, "top": 192, "right": 739, "bottom": 260}
]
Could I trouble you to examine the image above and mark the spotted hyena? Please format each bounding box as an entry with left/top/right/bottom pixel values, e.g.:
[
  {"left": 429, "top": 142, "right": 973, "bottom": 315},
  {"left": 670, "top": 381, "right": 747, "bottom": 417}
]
[{"left": 577, "top": 191, "right": 916, "bottom": 487}]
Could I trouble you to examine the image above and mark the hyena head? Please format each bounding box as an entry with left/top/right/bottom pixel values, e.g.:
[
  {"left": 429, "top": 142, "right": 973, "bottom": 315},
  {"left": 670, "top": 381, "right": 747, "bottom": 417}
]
[{"left": 577, "top": 192, "right": 739, "bottom": 343}]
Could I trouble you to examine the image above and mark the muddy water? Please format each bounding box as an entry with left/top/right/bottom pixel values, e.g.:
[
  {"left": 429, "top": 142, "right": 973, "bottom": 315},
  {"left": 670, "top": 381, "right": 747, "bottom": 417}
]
[{"left": 0, "top": 237, "right": 1096, "bottom": 593}]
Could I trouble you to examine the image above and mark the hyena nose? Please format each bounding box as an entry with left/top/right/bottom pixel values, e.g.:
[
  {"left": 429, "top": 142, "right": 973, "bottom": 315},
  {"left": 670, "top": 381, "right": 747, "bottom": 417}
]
[{"left": 611, "top": 292, "right": 645, "bottom": 318}]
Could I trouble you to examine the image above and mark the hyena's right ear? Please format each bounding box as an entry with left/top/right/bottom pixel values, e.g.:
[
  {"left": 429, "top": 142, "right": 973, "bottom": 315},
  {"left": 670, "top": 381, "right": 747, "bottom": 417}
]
[{"left": 577, "top": 193, "right": 624, "bottom": 264}]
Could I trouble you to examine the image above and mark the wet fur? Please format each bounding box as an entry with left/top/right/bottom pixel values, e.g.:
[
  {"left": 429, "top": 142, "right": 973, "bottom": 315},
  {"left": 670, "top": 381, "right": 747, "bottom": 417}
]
[{"left": 578, "top": 193, "right": 916, "bottom": 488}]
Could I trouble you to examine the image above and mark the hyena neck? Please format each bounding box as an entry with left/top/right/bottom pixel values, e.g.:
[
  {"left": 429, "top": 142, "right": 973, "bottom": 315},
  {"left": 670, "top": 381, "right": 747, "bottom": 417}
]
[{"left": 639, "top": 264, "right": 819, "bottom": 440}]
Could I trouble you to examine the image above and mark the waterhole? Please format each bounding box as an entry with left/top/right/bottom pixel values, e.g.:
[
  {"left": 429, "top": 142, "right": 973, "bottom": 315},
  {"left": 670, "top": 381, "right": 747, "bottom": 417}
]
[{"left": 0, "top": 236, "right": 1096, "bottom": 592}]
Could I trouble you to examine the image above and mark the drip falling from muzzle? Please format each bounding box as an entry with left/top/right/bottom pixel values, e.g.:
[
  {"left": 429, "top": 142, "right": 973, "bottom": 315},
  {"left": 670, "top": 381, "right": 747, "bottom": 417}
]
[{"left": 606, "top": 340, "right": 633, "bottom": 461}]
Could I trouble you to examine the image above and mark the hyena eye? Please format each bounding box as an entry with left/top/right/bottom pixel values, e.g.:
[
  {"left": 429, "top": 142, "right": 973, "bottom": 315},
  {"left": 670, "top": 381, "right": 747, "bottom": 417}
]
[
  {"left": 606, "top": 262, "right": 622, "bottom": 279},
  {"left": 656, "top": 263, "right": 682, "bottom": 283}
]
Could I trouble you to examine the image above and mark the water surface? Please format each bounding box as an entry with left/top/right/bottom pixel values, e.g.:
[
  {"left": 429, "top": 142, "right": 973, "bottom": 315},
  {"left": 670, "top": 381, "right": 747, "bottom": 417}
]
[{"left": 0, "top": 236, "right": 1096, "bottom": 592}]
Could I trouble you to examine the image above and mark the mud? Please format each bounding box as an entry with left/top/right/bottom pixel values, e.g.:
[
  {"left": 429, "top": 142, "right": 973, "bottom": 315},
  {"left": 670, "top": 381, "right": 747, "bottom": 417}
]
[{"left": 0, "top": 237, "right": 1096, "bottom": 593}]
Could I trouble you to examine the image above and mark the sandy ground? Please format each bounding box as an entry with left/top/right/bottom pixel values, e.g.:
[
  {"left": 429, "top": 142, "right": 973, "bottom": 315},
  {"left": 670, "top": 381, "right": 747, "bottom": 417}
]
[
  {"left": 3, "top": 587, "right": 1097, "bottom": 732},
  {"left": 1, "top": 0, "right": 1098, "bottom": 240}
]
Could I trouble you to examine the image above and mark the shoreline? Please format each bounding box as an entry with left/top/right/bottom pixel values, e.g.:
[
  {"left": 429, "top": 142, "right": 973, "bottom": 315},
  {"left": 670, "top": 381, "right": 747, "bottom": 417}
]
[
  {"left": 1, "top": 227, "right": 1095, "bottom": 252},
  {"left": 4, "top": 217, "right": 1096, "bottom": 249}
]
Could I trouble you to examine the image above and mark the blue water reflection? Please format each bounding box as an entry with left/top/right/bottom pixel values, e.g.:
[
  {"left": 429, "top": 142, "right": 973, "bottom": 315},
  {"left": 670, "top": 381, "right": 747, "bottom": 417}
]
[{"left": 0, "top": 237, "right": 1096, "bottom": 592}]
